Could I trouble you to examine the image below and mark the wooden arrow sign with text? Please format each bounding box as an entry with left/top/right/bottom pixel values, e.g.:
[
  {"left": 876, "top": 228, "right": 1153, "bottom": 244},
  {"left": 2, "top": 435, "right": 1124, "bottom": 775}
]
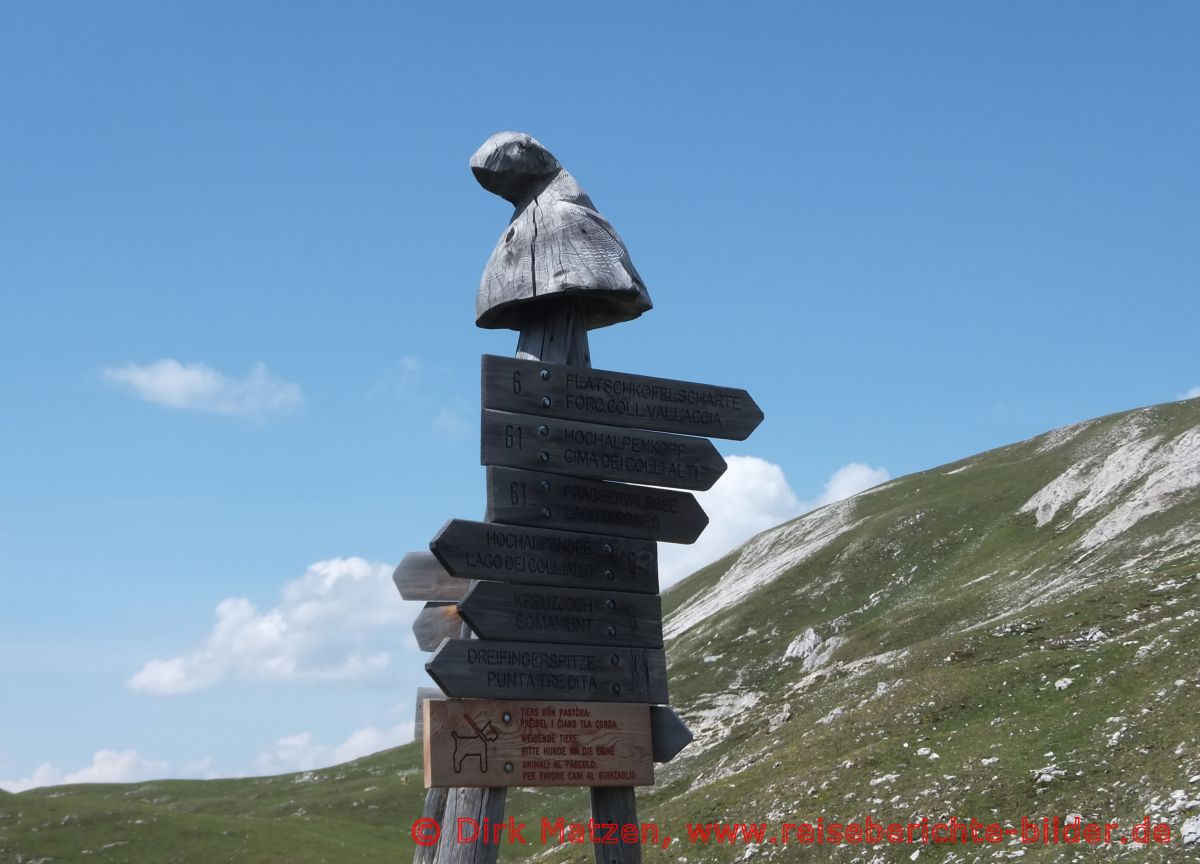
[
  {"left": 425, "top": 638, "right": 669, "bottom": 704},
  {"left": 483, "top": 355, "right": 764, "bottom": 441},
  {"left": 393, "top": 551, "right": 468, "bottom": 602},
  {"left": 485, "top": 467, "right": 708, "bottom": 544},
  {"left": 458, "top": 581, "right": 664, "bottom": 648},
  {"left": 412, "top": 602, "right": 462, "bottom": 651},
  {"left": 431, "top": 519, "right": 658, "bottom": 594},
  {"left": 481, "top": 409, "right": 727, "bottom": 491}
]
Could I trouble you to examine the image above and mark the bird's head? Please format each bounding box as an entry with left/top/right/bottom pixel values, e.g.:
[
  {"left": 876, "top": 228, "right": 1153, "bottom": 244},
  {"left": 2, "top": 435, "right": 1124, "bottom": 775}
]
[{"left": 470, "top": 131, "right": 560, "bottom": 204}]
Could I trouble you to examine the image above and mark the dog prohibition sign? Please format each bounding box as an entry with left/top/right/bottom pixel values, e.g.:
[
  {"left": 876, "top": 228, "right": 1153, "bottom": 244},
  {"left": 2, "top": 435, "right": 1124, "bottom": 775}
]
[{"left": 452, "top": 713, "right": 500, "bottom": 774}]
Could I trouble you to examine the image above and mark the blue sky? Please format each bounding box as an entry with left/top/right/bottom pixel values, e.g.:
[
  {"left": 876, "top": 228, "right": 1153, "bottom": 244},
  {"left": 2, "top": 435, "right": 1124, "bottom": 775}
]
[{"left": 1, "top": 2, "right": 1197, "bottom": 789}]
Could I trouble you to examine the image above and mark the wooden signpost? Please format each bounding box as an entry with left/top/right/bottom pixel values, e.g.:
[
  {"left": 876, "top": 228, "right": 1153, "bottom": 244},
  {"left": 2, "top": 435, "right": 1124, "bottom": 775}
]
[
  {"left": 485, "top": 466, "right": 709, "bottom": 544},
  {"left": 457, "top": 581, "right": 664, "bottom": 648},
  {"left": 424, "top": 700, "right": 653, "bottom": 788},
  {"left": 390, "top": 131, "right": 762, "bottom": 864},
  {"left": 431, "top": 519, "right": 658, "bottom": 594},
  {"left": 426, "top": 639, "right": 669, "bottom": 703},
  {"left": 394, "top": 552, "right": 469, "bottom": 603},
  {"left": 482, "top": 355, "right": 764, "bottom": 441},
  {"left": 480, "top": 409, "right": 727, "bottom": 490},
  {"left": 413, "top": 602, "right": 464, "bottom": 651}
]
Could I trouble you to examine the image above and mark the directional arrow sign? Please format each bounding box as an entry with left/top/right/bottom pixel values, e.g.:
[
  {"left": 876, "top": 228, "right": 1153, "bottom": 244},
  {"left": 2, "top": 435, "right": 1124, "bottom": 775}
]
[
  {"left": 486, "top": 467, "right": 708, "bottom": 544},
  {"left": 426, "top": 639, "right": 669, "bottom": 704},
  {"left": 393, "top": 551, "right": 468, "bottom": 602},
  {"left": 413, "top": 602, "right": 462, "bottom": 651},
  {"left": 458, "top": 581, "right": 664, "bottom": 648},
  {"left": 650, "top": 706, "right": 693, "bottom": 763},
  {"left": 481, "top": 409, "right": 727, "bottom": 491},
  {"left": 483, "top": 354, "right": 764, "bottom": 441},
  {"left": 430, "top": 519, "right": 658, "bottom": 594}
]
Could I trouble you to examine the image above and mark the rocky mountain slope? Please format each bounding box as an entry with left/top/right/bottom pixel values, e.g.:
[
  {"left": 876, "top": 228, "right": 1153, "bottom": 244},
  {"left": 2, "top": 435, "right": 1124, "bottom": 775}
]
[
  {"left": 636, "top": 396, "right": 1200, "bottom": 863},
  {"left": 3, "top": 397, "right": 1198, "bottom": 863}
]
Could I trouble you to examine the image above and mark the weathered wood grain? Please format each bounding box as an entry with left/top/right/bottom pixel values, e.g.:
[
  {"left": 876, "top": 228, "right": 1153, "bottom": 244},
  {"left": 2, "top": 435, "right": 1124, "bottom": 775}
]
[
  {"left": 471, "top": 132, "right": 652, "bottom": 332},
  {"left": 412, "top": 786, "right": 447, "bottom": 864},
  {"left": 394, "top": 551, "right": 469, "bottom": 602},
  {"left": 514, "top": 300, "right": 591, "bottom": 366},
  {"left": 590, "top": 785, "right": 645, "bottom": 864},
  {"left": 430, "top": 519, "right": 659, "bottom": 594},
  {"left": 482, "top": 354, "right": 764, "bottom": 441},
  {"left": 485, "top": 466, "right": 708, "bottom": 544},
  {"left": 426, "top": 639, "right": 668, "bottom": 704},
  {"left": 435, "top": 780, "right": 508, "bottom": 864},
  {"left": 458, "top": 581, "right": 663, "bottom": 648},
  {"left": 412, "top": 602, "right": 463, "bottom": 652},
  {"left": 424, "top": 699, "right": 653, "bottom": 788},
  {"left": 481, "top": 409, "right": 727, "bottom": 491}
]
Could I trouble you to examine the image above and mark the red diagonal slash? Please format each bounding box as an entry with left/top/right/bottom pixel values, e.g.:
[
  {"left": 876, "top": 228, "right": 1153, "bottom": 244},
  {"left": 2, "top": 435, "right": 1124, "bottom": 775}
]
[{"left": 463, "top": 713, "right": 485, "bottom": 737}]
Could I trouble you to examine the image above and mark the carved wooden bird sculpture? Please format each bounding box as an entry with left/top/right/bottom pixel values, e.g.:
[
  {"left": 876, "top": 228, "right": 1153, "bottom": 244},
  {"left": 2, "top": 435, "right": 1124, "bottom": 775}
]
[{"left": 471, "top": 131, "right": 652, "bottom": 330}]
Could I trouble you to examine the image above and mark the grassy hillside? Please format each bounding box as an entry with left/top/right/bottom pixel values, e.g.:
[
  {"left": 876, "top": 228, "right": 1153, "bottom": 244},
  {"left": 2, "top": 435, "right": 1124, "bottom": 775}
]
[
  {"left": 3, "top": 398, "right": 1199, "bottom": 863},
  {"left": 630, "top": 398, "right": 1200, "bottom": 863},
  {"left": 0, "top": 747, "right": 428, "bottom": 863}
]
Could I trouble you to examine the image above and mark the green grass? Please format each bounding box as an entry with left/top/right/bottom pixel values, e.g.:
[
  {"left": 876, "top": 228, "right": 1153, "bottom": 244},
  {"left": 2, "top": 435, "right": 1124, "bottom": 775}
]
[{"left": 0, "top": 747, "right": 429, "bottom": 863}]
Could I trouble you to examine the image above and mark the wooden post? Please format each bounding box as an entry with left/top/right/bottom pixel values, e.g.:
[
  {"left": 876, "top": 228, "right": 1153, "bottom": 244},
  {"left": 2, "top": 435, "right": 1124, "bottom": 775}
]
[
  {"left": 525, "top": 302, "right": 643, "bottom": 864},
  {"left": 429, "top": 304, "right": 581, "bottom": 864},
  {"left": 514, "top": 302, "right": 590, "bottom": 367},
  {"left": 423, "top": 171, "right": 595, "bottom": 861},
  {"left": 435, "top": 779, "right": 507, "bottom": 864},
  {"left": 430, "top": 301, "right": 641, "bottom": 864},
  {"left": 590, "top": 787, "right": 643, "bottom": 864},
  {"left": 413, "top": 787, "right": 448, "bottom": 864},
  {"left": 422, "top": 132, "right": 661, "bottom": 864}
]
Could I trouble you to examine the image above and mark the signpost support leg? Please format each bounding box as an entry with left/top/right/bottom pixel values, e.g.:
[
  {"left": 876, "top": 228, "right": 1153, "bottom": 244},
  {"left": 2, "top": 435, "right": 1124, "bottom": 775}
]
[
  {"left": 414, "top": 787, "right": 448, "bottom": 864},
  {"left": 435, "top": 783, "right": 507, "bottom": 864},
  {"left": 590, "top": 787, "right": 643, "bottom": 864}
]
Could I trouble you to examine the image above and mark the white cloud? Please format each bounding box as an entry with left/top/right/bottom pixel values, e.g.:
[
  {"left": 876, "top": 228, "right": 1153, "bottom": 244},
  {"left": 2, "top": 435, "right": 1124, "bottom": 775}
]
[
  {"left": 0, "top": 750, "right": 169, "bottom": 793},
  {"left": 367, "top": 359, "right": 471, "bottom": 439},
  {"left": 811, "top": 462, "right": 892, "bottom": 508},
  {"left": 62, "top": 750, "right": 169, "bottom": 785},
  {"left": 1179, "top": 386, "right": 1200, "bottom": 401},
  {"left": 659, "top": 456, "right": 801, "bottom": 586},
  {"left": 368, "top": 356, "right": 424, "bottom": 398},
  {"left": 0, "top": 762, "right": 63, "bottom": 793},
  {"left": 102, "top": 359, "right": 304, "bottom": 417},
  {"left": 254, "top": 719, "right": 415, "bottom": 774},
  {"left": 128, "top": 557, "right": 413, "bottom": 695},
  {"left": 433, "top": 405, "right": 470, "bottom": 438},
  {"left": 658, "top": 456, "right": 890, "bottom": 586}
]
